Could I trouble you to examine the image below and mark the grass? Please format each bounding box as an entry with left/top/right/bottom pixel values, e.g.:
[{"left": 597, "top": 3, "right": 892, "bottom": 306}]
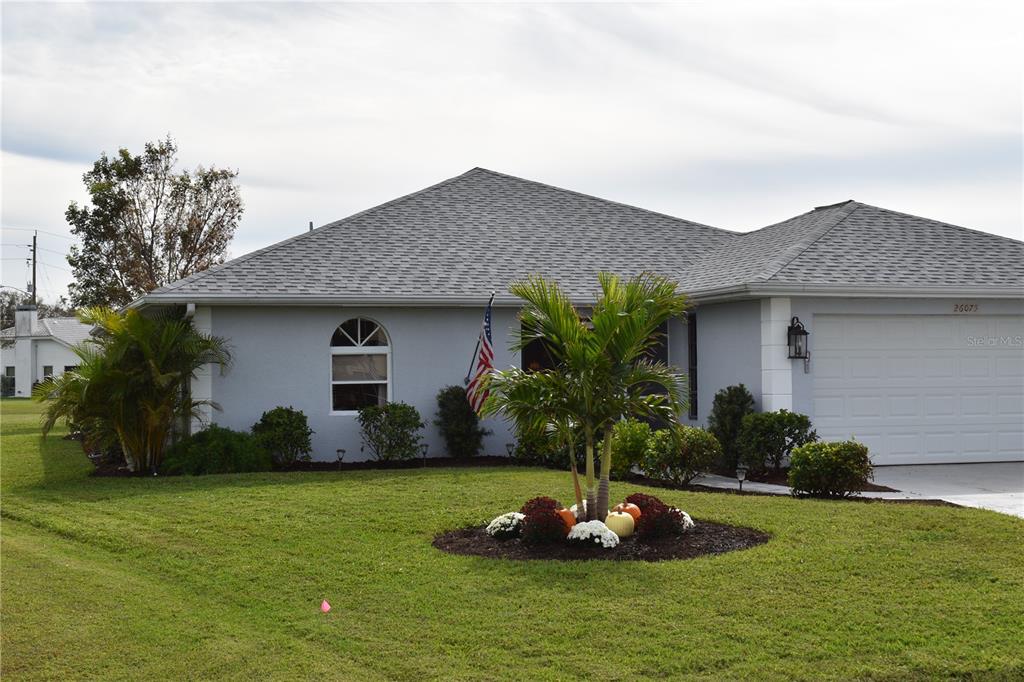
[{"left": 1, "top": 399, "right": 1023, "bottom": 680}]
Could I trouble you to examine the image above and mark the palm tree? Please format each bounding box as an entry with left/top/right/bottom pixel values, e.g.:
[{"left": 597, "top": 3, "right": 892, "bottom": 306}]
[
  {"left": 33, "top": 307, "right": 231, "bottom": 473},
  {"left": 484, "top": 272, "right": 688, "bottom": 521},
  {"left": 485, "top": 367, "right": 586, "bottom": 513}
]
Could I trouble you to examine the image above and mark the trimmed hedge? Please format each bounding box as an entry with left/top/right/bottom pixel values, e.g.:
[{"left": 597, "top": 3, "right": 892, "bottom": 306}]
[
  {"left": 162, "top": 425, "right": 272, "bottom": 475},
  {"left": 789, "top": 440, "right": 873, "bottom": 499},
  {"left": 252, "top": 406, "right": 313, "bottom": 468},
  {"left": 358, "top": 402, "right": 425, "bottom": 461},
  {"left": 738, "top": 409, "right": 817, "bottom": 474},
  {"left": 642, "top": 425, "right": 721, "bottom": 485}
]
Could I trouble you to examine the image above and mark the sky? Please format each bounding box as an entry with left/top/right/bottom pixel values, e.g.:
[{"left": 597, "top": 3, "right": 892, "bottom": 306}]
[{"left": 2, "top": 1, "right": 1021, "bottom": 303}]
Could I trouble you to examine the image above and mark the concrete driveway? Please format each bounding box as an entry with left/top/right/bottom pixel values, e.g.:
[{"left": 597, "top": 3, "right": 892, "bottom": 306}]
[{"left": 872, "top": 463, "right": 1024, "bottom": 518}]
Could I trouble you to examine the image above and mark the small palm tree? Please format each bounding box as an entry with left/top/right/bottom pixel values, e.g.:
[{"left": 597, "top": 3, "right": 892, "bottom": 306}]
[
  {"left": 485, "top": 272, "right": 688, "bottom": 521},
  {"left": 33, "top": 307, "right": 231, "bottom": 473}
]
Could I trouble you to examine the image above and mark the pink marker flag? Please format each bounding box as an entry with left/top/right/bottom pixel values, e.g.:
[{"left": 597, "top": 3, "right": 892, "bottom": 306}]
[{"left": 320, "top": 600, "right": 331, "bottom": 613}]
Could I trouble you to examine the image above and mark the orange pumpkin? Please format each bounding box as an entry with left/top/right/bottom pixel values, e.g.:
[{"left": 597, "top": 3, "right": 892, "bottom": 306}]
[
  {"left": 556, "top": 508, "right": 577, "bottom": 534},
  {"left": 612, "top": 502, "right": 641, "bottom": 522}
]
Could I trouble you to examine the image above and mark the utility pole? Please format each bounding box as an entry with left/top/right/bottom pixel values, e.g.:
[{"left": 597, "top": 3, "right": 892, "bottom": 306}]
[{"left": 30, "top": 231, "right": 37, "bottom": 305}]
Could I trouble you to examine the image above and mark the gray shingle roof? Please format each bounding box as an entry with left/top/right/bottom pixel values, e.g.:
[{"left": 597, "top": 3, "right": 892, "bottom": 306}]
[
  {"left": 145, "top": 168, "right": 737, "bottom": 303},
  {"left": 140, "top": 169, "right": 1023, "bottom": 305},
  {"left": 682, "top": 201, "right": 1024, "bottom": 293},
  {"left": 770, "top": 202, "right": 1024, "bottom": 288}
]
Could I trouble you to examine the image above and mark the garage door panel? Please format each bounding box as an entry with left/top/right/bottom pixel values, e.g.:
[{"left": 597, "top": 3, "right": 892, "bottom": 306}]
[
  {"left": 960, "top": 394, "right": 992, "bottom": 417},
  {"left": 961, "top": 356, "right": 992, "bottom": 377},
  {"left": 812, "top": 314, "right": 1024, "bottom": 465},
  {"left": 923, "top": 432, "right": 957, "bottom": 456},
  {"left": 961, "top": 430, "right": 992, "bottom": 452},
  {"left": 923, "top": 394, "right": 956, "bottom": 417},
  {"left": 997, "top": 393, "right": 1023, "bottom": 415},
  {"left": 996, "top": 356, "right": 1024, "bottom": 377},
  {"left": 889, "top": 395, "right": 919, "bottom": 417},
  {"left": 996, "top": 430, "right": 1024, "bottom": 454},
  {"left": 886, "top": 355, "right": 920, "bottom": 378}
]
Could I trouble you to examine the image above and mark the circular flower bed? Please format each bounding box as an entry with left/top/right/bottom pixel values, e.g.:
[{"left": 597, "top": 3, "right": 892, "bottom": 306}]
[{"left": 434, "top": 492, "right": 769, "bottom": 562}]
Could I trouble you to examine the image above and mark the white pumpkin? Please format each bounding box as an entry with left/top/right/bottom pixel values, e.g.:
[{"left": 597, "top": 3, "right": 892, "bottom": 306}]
[{"left": 604, "top": 511, "right": 635, "bottom": 538}]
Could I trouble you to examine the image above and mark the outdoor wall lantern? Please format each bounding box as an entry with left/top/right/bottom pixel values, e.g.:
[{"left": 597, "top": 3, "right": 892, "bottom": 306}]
[{"left": 787, "top": 316, "right": 810, "bottom": 359}]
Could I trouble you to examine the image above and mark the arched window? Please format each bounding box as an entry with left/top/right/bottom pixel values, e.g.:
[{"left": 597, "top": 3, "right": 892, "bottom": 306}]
[{"left": 330, "top": 318, "right": 390, "bottom": 413}]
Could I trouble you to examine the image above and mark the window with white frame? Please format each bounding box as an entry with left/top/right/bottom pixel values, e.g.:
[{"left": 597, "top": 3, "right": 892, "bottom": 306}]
[{"left": 330, "top": 318, "right": 390, "bottom": 413}]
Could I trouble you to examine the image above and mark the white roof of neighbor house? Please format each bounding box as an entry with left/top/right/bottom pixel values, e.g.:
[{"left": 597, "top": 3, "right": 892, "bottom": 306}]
[
  {"left": 136, "top": 168, "right": 1024, "bottom": 306},
  {"left": 1, "top": 317, "right": 92, "bottom": 347}
]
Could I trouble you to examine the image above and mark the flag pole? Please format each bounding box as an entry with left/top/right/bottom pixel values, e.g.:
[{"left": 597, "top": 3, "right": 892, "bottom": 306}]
[{"left": 464, "top": 291, "right": 496, "bottom": 385}]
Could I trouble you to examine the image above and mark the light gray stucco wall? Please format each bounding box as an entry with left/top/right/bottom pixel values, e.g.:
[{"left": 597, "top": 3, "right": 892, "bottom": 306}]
[
  {"left": 689, "top": 299, "right": 763, "bottom": 424},
  {"left": 789, "top": 296, "right": 1024, "bottom": 420},
  {"left": 665, "top": 315, "right": 696, "bottom": 425},
  {"left": 210, "top": 305, "right": 519, "bottom": 461}
]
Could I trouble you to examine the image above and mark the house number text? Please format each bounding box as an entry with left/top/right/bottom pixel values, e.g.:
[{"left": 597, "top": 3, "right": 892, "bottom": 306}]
[{"left": 953, "top": 303, "right": 979, "bottom": 313}]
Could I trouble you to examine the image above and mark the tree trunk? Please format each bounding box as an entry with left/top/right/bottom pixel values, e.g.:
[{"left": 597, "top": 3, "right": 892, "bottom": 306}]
[
  {"left": 596, "top": 435, "right": 613, "bottom": 521},
  {"left": 568, "top": 442, "right": 584, "bottom": 516},
  {"left": 584, "top": 426, "right": 597, "bottom": 521}
]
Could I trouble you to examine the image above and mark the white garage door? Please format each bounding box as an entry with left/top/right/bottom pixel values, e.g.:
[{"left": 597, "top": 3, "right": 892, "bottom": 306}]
[{"left": 813, "top": 314, "right": 1024, "bottom": 465}]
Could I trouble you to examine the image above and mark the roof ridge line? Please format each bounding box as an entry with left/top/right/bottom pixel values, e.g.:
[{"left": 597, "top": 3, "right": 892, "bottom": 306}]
[
  {"left": 148, "top": 169, "right": 484, "bottom": 297},
  {"left": 757, "top": 201, "right": 860, "bottom": 282},
  {"left": 468, "top": 167, "right": 737, "bottom": 235}
]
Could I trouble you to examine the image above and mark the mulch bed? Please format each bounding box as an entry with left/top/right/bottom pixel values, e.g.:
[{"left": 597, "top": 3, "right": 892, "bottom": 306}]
[
  {"left": 433, "top": 520, "right": 770, "bottom": 562},
  {"left": 283, "top": 455, "right": 513, "bottom": 472},
  {"left": 746, "top": 468, "right": 899, "bottom": 493},
  {"left": 89, "top": 455, "right": 514, "bottom": 477}
]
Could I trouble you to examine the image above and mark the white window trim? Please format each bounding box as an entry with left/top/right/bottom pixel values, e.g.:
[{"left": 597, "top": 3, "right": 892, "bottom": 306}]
[{"left": 328, "top": 320, "right": 392, "bottom": 416}]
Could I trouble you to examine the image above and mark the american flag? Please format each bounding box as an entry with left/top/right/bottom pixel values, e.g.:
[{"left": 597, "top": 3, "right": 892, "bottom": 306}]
[{"left": 465, "top": 297, "right": 494, "bottom": 414}]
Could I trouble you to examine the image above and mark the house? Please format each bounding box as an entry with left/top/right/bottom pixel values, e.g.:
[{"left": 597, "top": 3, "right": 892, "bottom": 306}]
[
  {"left": 1, "top": 307, "right": 92, "bottom": 397},
  {"left": 134, "top": 168, "right": 1024, "bottom": 465}
]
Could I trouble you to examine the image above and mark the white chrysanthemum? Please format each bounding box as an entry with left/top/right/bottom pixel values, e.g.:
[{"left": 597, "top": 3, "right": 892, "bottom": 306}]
[
  {"left": 486, "top": 512, "right": 525, "bottom": 539},
  {"left": 672, "top": 508, "right": 695, "bottom": 530},
  {"left": 567, "top": 520, "right": 619, "bottom": 549}
]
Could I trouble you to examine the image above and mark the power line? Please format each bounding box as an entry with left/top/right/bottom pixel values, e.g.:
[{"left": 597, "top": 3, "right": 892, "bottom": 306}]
[
  {"left": 0, "top": 256, "right": 70, "bottom": 271},
  {"left": 0, "top": 226, "right": 77, "bottom": 241},
  {"left": 0, "top": 243, "right": 69, "bottom": 257}
]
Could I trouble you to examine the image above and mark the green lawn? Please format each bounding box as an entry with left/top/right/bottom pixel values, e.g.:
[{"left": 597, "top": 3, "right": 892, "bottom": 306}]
[{"left": 1, "top": 400, "right": 1023, "bottom": 680}]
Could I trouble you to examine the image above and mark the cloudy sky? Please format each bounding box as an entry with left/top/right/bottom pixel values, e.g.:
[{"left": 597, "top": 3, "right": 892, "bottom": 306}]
[{"left": 2, "top": 1, "right": 1021, "bottom": 303}]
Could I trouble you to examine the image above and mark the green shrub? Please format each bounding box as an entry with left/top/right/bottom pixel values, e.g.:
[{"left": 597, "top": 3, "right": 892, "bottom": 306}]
[
  {"left": 601, "top": 418, "right": 651, "bottom": 480},
  {"left": 789, "top": 440, "right": 873, "bottom": 498},
  {"left": 357, "top": 402, "right": 425, "bottom": 461},
  {"left": 738, "top": 409, "right": 817, "bottom": 475},
  {"left": 162, "top": 425, "right": 272, "bottom": 475},
  {"left": 511, "top": 426, "right": 585, "bottom": 471},
  {"left": 642, "top": 425, "right": 721, "bottom": 485},
  {"left": 252, "top": 406, "right": 313, "bottom": 468},
  {"left": 707, "top": 384, "right": 755, "bottom": 470},
  {"left": 434, "top": 386, "right": 490, "bottom": 459}
]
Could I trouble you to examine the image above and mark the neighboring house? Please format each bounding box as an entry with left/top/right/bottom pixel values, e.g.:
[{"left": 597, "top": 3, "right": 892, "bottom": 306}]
[
  {"left": 134, "top": 168, "right": 1024, "bottom": 465},
  {"left": 0, "top": 307, "right": 91, "bottom": 397}
]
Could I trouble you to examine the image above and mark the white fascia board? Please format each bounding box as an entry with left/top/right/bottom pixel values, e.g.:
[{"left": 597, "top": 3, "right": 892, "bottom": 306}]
[
  {"left": 133, "top": 293, "right": 532, "bottom": 309},
  {"left": 132, "top": 283, "right": 1023, "bottom": 310},
  {"left": 689, "top": 283, "right": 1024, "bottom": 304}
]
